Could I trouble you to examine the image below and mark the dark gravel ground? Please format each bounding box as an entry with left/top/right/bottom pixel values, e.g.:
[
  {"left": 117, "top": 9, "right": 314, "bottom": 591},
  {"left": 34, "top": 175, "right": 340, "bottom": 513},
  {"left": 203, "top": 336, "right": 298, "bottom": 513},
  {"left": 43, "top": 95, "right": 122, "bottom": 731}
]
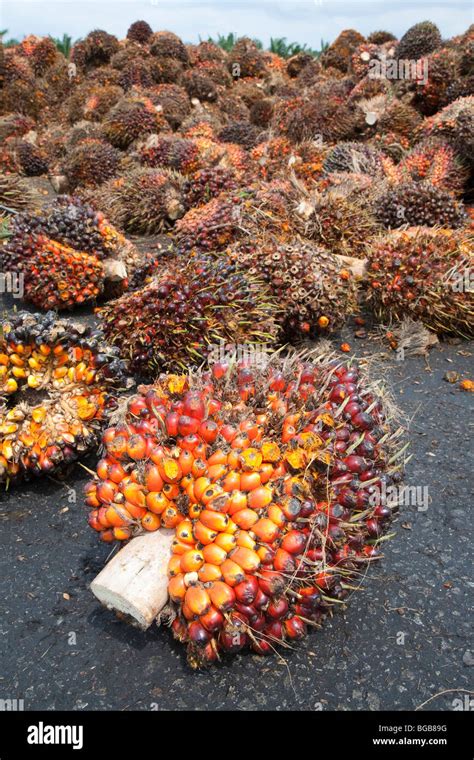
[{"left": 0, "top": 301, "right": 473, "bottom": 712}]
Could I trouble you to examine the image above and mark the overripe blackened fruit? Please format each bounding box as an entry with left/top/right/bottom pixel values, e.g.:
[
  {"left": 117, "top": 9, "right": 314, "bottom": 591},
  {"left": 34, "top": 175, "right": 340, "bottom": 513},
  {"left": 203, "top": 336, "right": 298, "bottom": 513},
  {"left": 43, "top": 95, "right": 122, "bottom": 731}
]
[
  {"left": 103, "top": 94, "right": 170, "bottom": 149},
  {"left": 366, "top": 227, "right": 474, "bottom": 338},
  {"left": 225, "top": 237, "right": 357, "bottom": 340},
  {"left": 394, "top": 20, "right": 442, "bottom": 60},
  {"left": 126, "top": 20, "right": 153, "bottom": 44},
  {"left": 374, "top": 182, "right": 466, "bottom": 229},
  {"left": 0, "top": 311, "right": 126, "bottom": 482},
  {"left": 98, "top": 255, "right": 277, "bottom": 375},
  {"left": 86, "top": 352, "right": 402, "bottom": 666}
]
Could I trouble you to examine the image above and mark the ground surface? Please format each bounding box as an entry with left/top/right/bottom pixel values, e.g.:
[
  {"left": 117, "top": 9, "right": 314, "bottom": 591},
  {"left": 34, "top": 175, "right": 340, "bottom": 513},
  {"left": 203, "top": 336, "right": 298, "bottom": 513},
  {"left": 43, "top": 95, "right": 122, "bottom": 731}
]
[{"left": 1, "top": 294, "right": 472, "bottom": 712}]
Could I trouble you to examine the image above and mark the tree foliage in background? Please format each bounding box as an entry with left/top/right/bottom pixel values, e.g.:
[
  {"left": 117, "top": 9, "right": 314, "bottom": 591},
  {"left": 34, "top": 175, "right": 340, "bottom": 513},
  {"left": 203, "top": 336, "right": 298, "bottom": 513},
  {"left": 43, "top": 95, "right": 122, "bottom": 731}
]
[{"left": 207, "top": 33, "right": 329, "bottom": 58}]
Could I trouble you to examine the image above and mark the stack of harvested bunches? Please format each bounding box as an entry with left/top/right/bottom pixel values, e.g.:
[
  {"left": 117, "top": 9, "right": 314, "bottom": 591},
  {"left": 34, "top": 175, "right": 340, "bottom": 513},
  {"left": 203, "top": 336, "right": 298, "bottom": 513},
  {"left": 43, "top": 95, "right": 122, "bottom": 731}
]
[
  {"left": 0, "top": 312, "right": 127, "bottom": 481},
  {"left": 85, "top": 353, "right": 404, "bottom": 666}
]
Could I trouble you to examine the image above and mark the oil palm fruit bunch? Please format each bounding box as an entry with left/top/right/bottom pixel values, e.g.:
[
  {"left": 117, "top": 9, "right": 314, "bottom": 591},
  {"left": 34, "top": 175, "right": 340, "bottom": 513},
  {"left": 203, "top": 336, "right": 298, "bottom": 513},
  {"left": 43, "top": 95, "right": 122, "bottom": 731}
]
[
  {"left": 149, "top": 31, "right": 190, "bottom": 65},
  {"left": 103, "top": 95, "right": 170, "bottom": 149},
  {"left": 374, "top": 182, "right": 467, "bottom": 229},
  {"left": 366, "top": 227, "right": 474, "bottom": 338},
  {"left": 416, "top": 97, "right": 474, "bottom": 165},
  {"left": 126, "top": 20, "right": 153, "bottom": 45},
  {"left": 87, "top": 167, "right": 185, "bottom": 235},
  {"left": 62, "top": 139, "right": 121, "bottom": 190},
  {"left": 394, "top": 21, "right": 442, "bottom": 61},
  {"left": 320, "top": 29, "right": 366, "bottom": 72},
  {"left": 218, "top": 121, "right": 263, "bottom": 150},
  {"left": 146, "top": 84, "right": 191, "bottom": 130},
  {"left": 71, "top": 30, "right": 120, "bottom": 70},
  {"left": 183, "top": 167, "right": 239, "bottom": 208},
  {"left": 322, "top": 142, "right": 387, "bottom": 177},
  {"left": 67, "top": 83, "right": 124, "bottom": 123},
  {"left": 180, "top": 69, "right": 219, "bottom": 102},
  {"left": 394, "top": 138, "right": 468, "bottom": 196},
  {"left": 140, "top": 136, "right": 202, "bottom": 176},
  {"left": 16, "top": 141, "right": 49, "bottom": 177},
  {"left": 0, "top": 311, "right": 127, "bottom": 482},
  {"left": 175, "top": 194, "right": 241, "bottom": 253},
  {"left": 225, "top": 237, "right": 358, "bottom": 340},
  {"left": 86, "top": 351, "right": 402, "bottom": 666},
  {"left": 227, "top": 37, "right": 266, "bottom": 78},
  {"left": 16, "top": 35, "right": 59, "bottom": 76},
  {"left": 98, "top": 255, "right": 277, "bottom": 376}
]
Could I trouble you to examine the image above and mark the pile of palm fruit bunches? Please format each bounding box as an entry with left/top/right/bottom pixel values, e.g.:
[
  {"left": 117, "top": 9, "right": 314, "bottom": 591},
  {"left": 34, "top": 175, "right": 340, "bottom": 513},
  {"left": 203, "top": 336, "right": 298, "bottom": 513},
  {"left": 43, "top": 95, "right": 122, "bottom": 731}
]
[{"left": 1, "top": 19, "right": 473, "bottom": 665}]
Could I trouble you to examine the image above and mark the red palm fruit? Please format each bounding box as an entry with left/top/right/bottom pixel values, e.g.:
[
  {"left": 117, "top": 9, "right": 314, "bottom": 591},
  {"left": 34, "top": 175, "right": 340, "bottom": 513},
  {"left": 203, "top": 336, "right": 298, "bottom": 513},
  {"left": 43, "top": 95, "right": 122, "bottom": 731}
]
[
  {"left": 193, "top": 521, "right": 218, "bottom": 545},
  {"left": 240, "top": 472, "right": 261, "bottom": 492},
  {"left": 202, "top": 543, "right": 227, "bottom": 565},
  {"left": 208, "top": 581, "right": 236, "bottom": 611},
  {"left": 258, "top": 569, "right": 285, "bottom": 596},
  {"left": 176, "top": 519, "right": 194, "bottom": 544},
  {"left": 178, "top": 434, "right": 200, "bottom": 452},
  {"left": 185, "top": 586, "right": 211, "bottom": 616},
  {"left": 178, "top": 449, "right": 194, "bottom": 476},
  {"left": 220, "top": 558, "right": 245, "bottom": 586},
  {"left": 88, "top": 510, "right": 102, "bottom": 531},
  {"left": 212, "top": 361, "right": 229, "bottom": 379},
  {"left": 234, "top": 575, "right": 259, "bottom": 604},
  {"left": 182, "top": 392, "right": 206, "bottom": 421},
  {"left": 281, "top": 497, "right": 302, "bottom": 520},
  {"left": 168, "top": 575, "right": 187, "bottom": 601},
  {"left": 198, "top": 419, "right": 218, "bottom": 444},
  {"left": 229, "top": 546, "right": 261, "bottom": 573},
  {"left": 257, "top": 545, "right": 275, "bottom": 564},
  {"left": 145, "top": 464, "right": 164, "bottom": 492},
  {"left": 232, "top": 508, "right": 259, "bottom": 530},
  {"left": 191, "top": 458, "right": 208, "bottom": 479},
  {"left": 284, "top": 616, "right": 306, "bottom": 640},
  {"left": 219, "top": 624, "right": 247, "bottom": 652},
  {"left": 122, "top": 482, "right": 146, "bottom": 508},
  {"left": 149, "top": 445, "right": 165, "bottom": 464},
  {"left": 165, "top": 412, "right": 179, "bottom": 436},
  {"left": 172, "top": 617, "right": 187, "bottom": 642},
  {"left": 199, "top": 509, "right": 229, "bottom": 532},
  {"left": 281, "top": 530, "right": 307, "bottom": 555},
  {"left": 299, "top": 586, "right": 321, "bottom": 607},
  {"left": 128, "top": 396, "right": 148, "bottom": 417},
  {"left": 96, "top": 459, "right": 110, "bottom": 480},
  {"left": 248, "top": 485, "right": 273, "bottom": 510},
  {"left": 252, "top": 517, "right": 280, "bottom": 543},
  {"left": 214, "top": 532, "right": 237, "bottom": 552},
  {"left": 109, "top": 462, "right": 127, "bottom": 484},
  {"left": 220, "top": 424, "right": 237, "bottom": 442},
  {"left": 100, "top": 529, "right": 115, "bottom": 543},
  {"left": 193, "top": 443, "right": 208, "bottom": 460},
  {"left": 267, "top": 597, "right": 289, "bottom": 619},
  {"left": 264, "top": 620, "right": 283, "bottom": 641},
  {"left": 168, "top": 555, "right": 182, "bottom": 576},
  {"left": 198, "top": 563, "right": 222, "bottom": 583},
  {"left": 178, "top": 415, "right": 200, "bottom": 437},
  {"left": 253, "top": 587, "right": 269, "bottom": 609},
  {"left": 274, "top": 547, "right": 296, "bottom": 574},
  {"left": 199, "top": 606, "right": 224, "bottom": 633},
  {"left": 230, "top": 434, "right": 251, "bottom": 450},
  {"left": 142, "top": 512, "right": 161, "bottom": 531},
  {"left": 96, "top": 480, "right": 118, "bottom": 504},
  {"left": 180, "top": 549, "right": 205, "bottom": 573},
  {"left": 187, "top": 621, "right": 212, "bottom": 647},
  {"left": 102, "top": 428, "right": 116, "bottom": 446}
]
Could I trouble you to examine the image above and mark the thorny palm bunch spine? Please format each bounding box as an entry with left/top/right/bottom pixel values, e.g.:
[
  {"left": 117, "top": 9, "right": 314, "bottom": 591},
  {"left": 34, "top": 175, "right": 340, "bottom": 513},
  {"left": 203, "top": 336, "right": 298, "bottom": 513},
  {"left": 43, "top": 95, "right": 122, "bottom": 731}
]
[
  {"left": 85, "top": 351, "right": 404, "bottom": 667},
  {"left": 98, "top": 255, "right": 278, "bottom": 377},
  {"left": 0, "top": 311, "right": 128, "bottom": 482}
]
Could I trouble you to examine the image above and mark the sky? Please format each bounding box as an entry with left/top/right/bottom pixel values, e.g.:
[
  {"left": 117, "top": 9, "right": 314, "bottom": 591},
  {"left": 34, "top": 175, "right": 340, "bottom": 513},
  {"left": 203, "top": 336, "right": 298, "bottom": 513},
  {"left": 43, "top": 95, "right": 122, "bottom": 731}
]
[{"left": 1, "top": 0, "right": 473, "bottom": 47}]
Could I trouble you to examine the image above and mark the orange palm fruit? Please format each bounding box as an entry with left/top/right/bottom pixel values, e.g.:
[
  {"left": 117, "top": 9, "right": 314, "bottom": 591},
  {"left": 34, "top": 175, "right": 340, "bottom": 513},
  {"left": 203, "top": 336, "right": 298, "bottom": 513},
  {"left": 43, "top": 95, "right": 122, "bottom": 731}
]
[
  {"left": 220, "top": 559, "right": 245, "bottom": 586},
  {"left": 185, "top": 586, "right": 211, "bottom": 616},
  {"left": 146, "top": 491, "right": 169, "bottom": 514},
  {"left": 189, "top": 503, "right": 202, "bottom": 519},
  {"left": 171, "top": 537, "right": 193, "bottom": 555},
  {"left": 229, "top": 546, "right": 261, "bottom": 573},
  {"left": 162, "top": 483, "right": 180, "bottom": 499},
  {"left": 168, "top": 555, "right": 182, "bottom": 577},
  {"left": 168, "top": 574, "right": 187, "bottom": 601},
  {"left": 180, "top": 549, "right": 205, "bottom": 573},
  {"left": 232, "top": 508, "right": 259, "bottom": 530},
  {"left": 259, "top": 463, "right": 274, "bottom": 483},
  {"left": 198, "top": 563, "right": 222, "bottom": 583},
  {"left": 193, "top": 521, "right": 218, "bottom": 545},
  {"left": 193, "top": 476, "right": 211, "bottom": 502},
  {"left": 105, "top": 504, "right": 132, "bottom": 528},
  {"left": 200, "top": 484, "right": 224, "bottom": 506},
  {"left": 199, "top": 509, "right": 229, "bottom": 532},
  {"left": 113, "top": 526, "right": 132, "bottom": 541},
  {"left": 240, "top": 472, "right": 261, "bottom": 492},
  {"left": 207, "top": 464, "right": 227, "bottom": 481},
  {"left": 126, "top": 434, "right": 147, "bottom": 460},
  {"left": 257, "top": 544, "right": 275, "bottom": 564},
  {"left": 176, "top": 519, "right": 194, "bottom": 544},
  {"left": 252, "top": 517, "right": 281, "bottom": 543},
  {"left": 181, "top": 602, "right": 195, "bottom": 621},
  {"left": 202, "top": 543, "right": 228, "bottom": 565},
  {"left": 191, "top": 458, "right": 208, "bottom": 478},
  {"left": 122, "top": 482, "right": 146, "bottom": 508},
  {"left": 240, "top": 447, "right": 263, "bottom": 471},
  {"left": 178, "top": 449, "right": 194, "bottom": 476},
  {"left": 141, "top": 512, "right": 161, "bottom": 531},
  {"left": 207, "top": 449, "right": 227, "bottom": 466},
  {"left": 235, "top": 530, "right": 256, "bottom": 549},
  {"left": 208, "top": 581, "right": 236, "bottom": 611},
  {"left": 261, "top": 441, "right": 281, "bottom": 462},
  {"left": 123, "top": 501, "right": 147, "bottom": 520},
  {"left": 100, "top": 528, "right": 115, "bottom": 543},
  {"left": 226, "top": 450, "right": 240, "bottom": 469},
  {"left": 227, "top": 490, "right": 247, "bottom": 515},
  {"left": 145, "top": 464, "right": 164, "bottom": 492},
  {"left": 214, "top": 532, "right": 237, "bottom": 552},
  {"left": 87, "top": 510, "right": 102, "bottom": 531},
  {"left": 159, "top": 457, "right": 182, "bottom": 484},
  {"left": 248, "top": 485, "right": 273, "bottom": 510},
  {"left": 162, "top": 506, "right": 182, "bottom": 528},
  {"left": 223, "top": 471, "right": 241, "bottom": 492}
]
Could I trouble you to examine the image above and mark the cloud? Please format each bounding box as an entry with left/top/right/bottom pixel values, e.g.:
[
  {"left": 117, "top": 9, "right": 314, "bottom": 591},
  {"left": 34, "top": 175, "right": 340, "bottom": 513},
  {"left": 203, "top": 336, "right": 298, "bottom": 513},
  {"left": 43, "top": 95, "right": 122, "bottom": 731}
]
[{"left": 1, "top": 0, "right": 472, "bottom": 45}]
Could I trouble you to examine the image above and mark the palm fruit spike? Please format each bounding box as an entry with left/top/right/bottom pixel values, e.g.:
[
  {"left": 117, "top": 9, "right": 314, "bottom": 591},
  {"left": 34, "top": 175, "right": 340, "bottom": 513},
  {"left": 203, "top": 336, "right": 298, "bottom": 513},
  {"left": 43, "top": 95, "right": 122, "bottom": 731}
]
[
  {"left": 86, "top": 351, "right": 403, "bottom": 667},
  {"left": 0, "top": 311, "right": 127, "bottom": 482},
  {"left": 98, "top": 255, "right": 277, "bottom": 376},
  {"left": 366, "top": 227, "right": 474, "bottom": 339},
  {"left": 225, "top": 237, "right": 357, "bottom": 340}
]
